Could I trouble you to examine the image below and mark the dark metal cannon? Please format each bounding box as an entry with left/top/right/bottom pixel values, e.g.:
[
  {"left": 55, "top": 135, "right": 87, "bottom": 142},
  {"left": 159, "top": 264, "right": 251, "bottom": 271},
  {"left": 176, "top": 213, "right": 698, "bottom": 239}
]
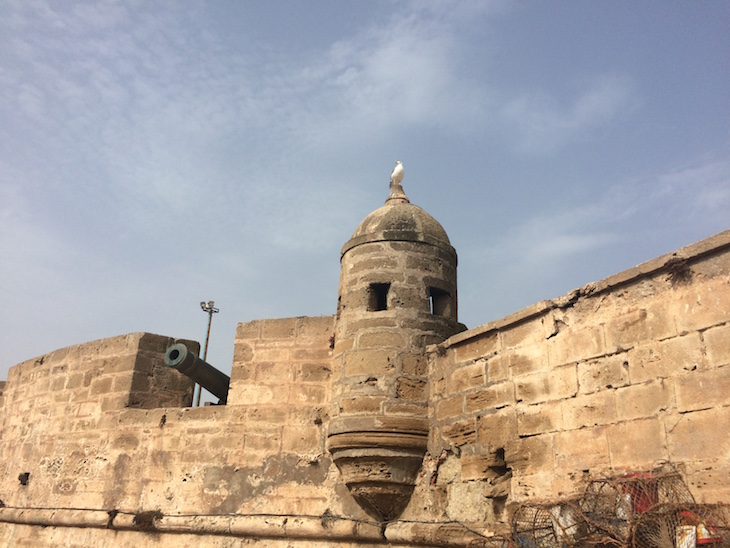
[{"left": 164, "top": 343, "right": 230, "bottom": 404}]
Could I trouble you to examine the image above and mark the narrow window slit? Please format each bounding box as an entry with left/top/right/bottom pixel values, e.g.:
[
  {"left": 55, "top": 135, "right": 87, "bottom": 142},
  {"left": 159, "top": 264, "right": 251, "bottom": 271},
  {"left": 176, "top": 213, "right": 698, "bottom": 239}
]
[
  {"left": 429, "top": 287, "right": 451, "bottom": 317},
  {"left": 368, "top": 283, "right": 390, "bottom": 311}
]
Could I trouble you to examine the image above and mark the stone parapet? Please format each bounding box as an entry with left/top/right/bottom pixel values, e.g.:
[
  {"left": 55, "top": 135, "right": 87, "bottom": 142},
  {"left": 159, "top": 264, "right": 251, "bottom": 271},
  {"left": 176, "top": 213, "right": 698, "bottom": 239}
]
[{"left": 425, "top": 228, "right": 730, "bottom": 532}]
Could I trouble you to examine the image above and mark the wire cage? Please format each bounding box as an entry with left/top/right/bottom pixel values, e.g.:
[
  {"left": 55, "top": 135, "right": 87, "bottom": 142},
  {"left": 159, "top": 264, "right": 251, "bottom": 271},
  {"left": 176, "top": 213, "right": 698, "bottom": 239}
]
[
  {"left": 580, "top": 472, "right": 696, "bottom": 543},
  {"left": 631, "top": 504, "right": 730, "bottom": 548},
  {"left": 512, "top": 499, "right": 591, "bottom": 547},
  {"left": 510, "top": 472, "right": 729, "bottom": 547}
]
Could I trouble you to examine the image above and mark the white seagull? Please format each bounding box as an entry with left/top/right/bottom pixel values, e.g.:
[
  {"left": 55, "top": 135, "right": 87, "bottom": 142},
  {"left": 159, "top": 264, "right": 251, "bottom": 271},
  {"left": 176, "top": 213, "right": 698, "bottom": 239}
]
[{"left": 390, "top": 161, "right": 404, "bottom": 185}]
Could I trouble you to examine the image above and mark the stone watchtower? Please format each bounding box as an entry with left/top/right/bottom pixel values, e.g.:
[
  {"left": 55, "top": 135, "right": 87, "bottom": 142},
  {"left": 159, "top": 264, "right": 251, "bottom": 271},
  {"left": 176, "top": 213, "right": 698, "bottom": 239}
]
[{"left": 328, "top": 174, "right": 465, "bottom": 521}]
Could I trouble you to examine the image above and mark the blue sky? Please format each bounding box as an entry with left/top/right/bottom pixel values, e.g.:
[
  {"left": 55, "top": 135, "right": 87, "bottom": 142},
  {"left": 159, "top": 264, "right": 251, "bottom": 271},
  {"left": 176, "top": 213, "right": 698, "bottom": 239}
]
[{"left": 1, "top": 1, "right": 728, "bottom": 389}]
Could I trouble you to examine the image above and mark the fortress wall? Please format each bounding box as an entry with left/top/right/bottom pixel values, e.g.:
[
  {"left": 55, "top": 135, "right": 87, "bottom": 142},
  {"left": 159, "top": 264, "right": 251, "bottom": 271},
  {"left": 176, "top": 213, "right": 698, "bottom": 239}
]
[
  {"left": 0, "top": 333, "right": 196, "bottom": 510},
  {"left": 1, "top": 232, "right": 728, "bottom": 545},
  {"left": 425, "top": 229, "right": 730, "bottom": 528},
  {"left": 223, "top": 315, "right": 364, "bottom": 517},
  {"left": 0, "top": 333, "right": 195, "bottom": 420},
  {"left": 0, "top": 319, "right": 356, "bottom": 529},
  {"left": 229, "top": 316, "right": 335, "bottom": 464}
]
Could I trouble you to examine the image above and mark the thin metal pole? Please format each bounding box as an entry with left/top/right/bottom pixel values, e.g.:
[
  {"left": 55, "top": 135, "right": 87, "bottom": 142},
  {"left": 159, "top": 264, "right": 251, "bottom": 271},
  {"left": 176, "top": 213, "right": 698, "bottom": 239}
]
[
  {"left": 197, "top": 300, "right": 219, "bottom": 406},
  {"left": 202, "top": 308, "right": 213, "bottom": 362}
]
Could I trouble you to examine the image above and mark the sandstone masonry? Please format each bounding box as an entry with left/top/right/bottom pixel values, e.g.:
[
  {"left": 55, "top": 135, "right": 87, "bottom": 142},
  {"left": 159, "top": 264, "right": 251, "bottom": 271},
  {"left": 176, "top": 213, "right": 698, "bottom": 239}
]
[{"left": 0, "top": 184, "right": 728, "bottom": 546}]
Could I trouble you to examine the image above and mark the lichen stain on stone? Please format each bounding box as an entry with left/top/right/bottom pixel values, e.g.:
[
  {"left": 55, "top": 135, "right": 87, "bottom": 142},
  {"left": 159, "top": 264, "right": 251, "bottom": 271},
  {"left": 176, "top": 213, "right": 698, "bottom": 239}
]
[
  {"left": 202, "top": 453, "right": 332, "bottom": 514},
  {"left": 103, "top": 453, "right": 131, "bottom": 509}
]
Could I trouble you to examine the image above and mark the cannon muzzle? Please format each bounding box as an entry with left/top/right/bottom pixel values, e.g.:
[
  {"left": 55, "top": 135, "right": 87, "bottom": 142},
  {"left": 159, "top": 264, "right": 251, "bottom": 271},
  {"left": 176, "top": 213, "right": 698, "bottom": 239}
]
[{"left": 165, "top": 343, "right": 230, "bottom": 404}]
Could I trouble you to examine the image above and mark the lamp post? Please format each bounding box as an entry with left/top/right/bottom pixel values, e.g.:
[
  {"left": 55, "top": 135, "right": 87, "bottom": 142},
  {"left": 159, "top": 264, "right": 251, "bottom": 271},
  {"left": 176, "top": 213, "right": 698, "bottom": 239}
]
[{"left": 197, "top": 300, "right": 219, "bottom": 406}]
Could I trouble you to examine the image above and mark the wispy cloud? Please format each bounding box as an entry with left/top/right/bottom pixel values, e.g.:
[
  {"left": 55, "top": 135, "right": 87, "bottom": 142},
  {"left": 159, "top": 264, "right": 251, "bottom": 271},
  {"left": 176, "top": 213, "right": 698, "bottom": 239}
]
[
  {"left": 502, "top": 75, "right": 636, "bottom": 155},
  {"left": 460, "top": 155, "right": 730, "bottom": 326},
  {"left": 1, "top": 1, "right": 727, "bottom": 377}
]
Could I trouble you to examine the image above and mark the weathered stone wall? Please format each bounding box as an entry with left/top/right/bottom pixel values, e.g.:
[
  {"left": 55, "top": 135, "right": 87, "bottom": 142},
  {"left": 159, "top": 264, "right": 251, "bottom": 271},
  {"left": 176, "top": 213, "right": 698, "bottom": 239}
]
[
  {"left": 0, "top": 320, "right": 376, "bottom": 545},
  {"left": 1, "top": 232, "right": 728, "bottom": 546},
  {"left": 0, "top": 333, "right": 195, "bottom": 510},
  {"left": 424, "top": 230, "right": 730, "bottom": 533},
  {"left": 0, "top": 332, "right": 196, "bottom": 417}
]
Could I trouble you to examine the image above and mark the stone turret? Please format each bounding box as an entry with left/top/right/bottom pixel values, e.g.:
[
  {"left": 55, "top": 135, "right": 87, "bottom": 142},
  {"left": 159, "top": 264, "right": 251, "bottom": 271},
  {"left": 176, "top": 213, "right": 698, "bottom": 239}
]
[{"left": 328, "top": 176, "right": 464, "bottom": 521}]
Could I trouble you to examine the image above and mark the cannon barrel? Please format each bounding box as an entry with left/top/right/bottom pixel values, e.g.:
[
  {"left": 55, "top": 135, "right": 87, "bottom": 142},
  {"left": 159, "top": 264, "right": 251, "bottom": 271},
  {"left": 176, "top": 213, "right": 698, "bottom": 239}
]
[{"left": 164, "top": 343, "right": 230, "bottom": 404}]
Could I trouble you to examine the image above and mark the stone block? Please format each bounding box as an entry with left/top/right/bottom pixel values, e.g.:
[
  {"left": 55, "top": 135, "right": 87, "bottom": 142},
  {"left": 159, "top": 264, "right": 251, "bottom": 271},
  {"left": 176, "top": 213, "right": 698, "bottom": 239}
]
[
  {"left": 453, "top": 332, "right": 499, "bottom": 363},
  {"left": 340, "top": 396, "right": 386, "bottom": 414},
  {"left": 606, "top": 418, "right": 665, "bottom": 469},
  {"left": 514, "top": 366, "right": 577, "bottom": 405},
  {"left": 446, "top": 482, "right": 492, "bottom": 523},
  {"left": 396, "top": 376, "right": 426, "bottom": 402},
  {"left": 344, "top": 350, "right": 393, "bottom": 377},
  {"left": 441, "top": 418, "right": 477, "bottom": 447},
  {"left": 64, "top": 373, "right": 84, "bottom": 390},
  {"left": 51, "top": 364, "right": 68, "bottom": 375},
  {"left": 93, "top": 334, "right": 138, "bottom": 357},
  {"left": 671, "top": 278, "right": 730, "bottom": 332},
  {"left": 231, "top": 362, "right": 255, "bottom": 381},
  {"left": 554, "top": 426, "right": 610, "bottom": 471},
  {"left": 89, "top": 376, "right": 113, "bottom": 396},
  {"left": 562, "top": 390, "right": 617, "bottom": 430},
  {"left": 111, "top": 432, "right": 140, "bottom": 451},
  {"left": 675, "top": 366, "right": 730, "bottom": 412},
  {"left": 578, "top": 353, "right": 630, "bottom": 394},
  {"left": 461, "top": 450, "right": 508, "bottom": 482},
  {"left": 448, "top": 361, "right": 486, "bottom": 394},
  {"left": 344, "top": 317, "right": 398, "bottom": 332},
  {"left": 683, "top": 461, "right": 730, "bottom": 504},
  {"left": 358, "top": 331, "right": 406, "bottom": 349},
  {"left": 245, "top": 428, "right": 282, "bottom": 452},
  {"left": 383, "top": 402, "right": 426, "bottom": 416},
  {"left": 233, "top": 342, "right": 254, "bottom": 363},
  {"left": 289, "top": 384, "right": 327, "bottom": 406},
  {"left": 252, "top": 347, "right": 291, "bottom": 363},
  {"left": 346, "top": 242, "right": 384, "bottom": 258},
  {"left": 402, "top": 354, "right": 427, "bottom": 376},
  {"left": 390, "top": 286, "right": 428, "bottom": 310},
  {"left": 629, "top": 333, "right": 703, "bottom": 383},
  {"left": 505, "top": 434, "right": 554, "bottom": 474},
  {"left": 487, "top": 354, "right": 509, "bottom": 382},
  {"left": 510, "top": 471, "right": 554, "bottom": 502},
  {"left": 236, "top": 320, "right": 261, "bottom": 340},
  {"left": 507, "top": 347, "right": 550, "bottom": 377},
  {"left": 477, "top": 409, "right": 517, "bottom": 448},
  {"left": 605, "top": 305, "right": 677, "bottom": 351},
  {"left": 465, "top": 381, "right": 514, "bottom": 413},
  {"left": 667, "top": 406, "right": 730, "bottom": 462},
  {"left": 436, "top": 395, "right": 463, "bottom": 421},
  {"left": 231, "top": 383, "right": 284, "bottom": 405},
  {"left": 255, "top": 360, "right": 294, "bottom": 381},
  {"left": 548, "top": 325, "right": 605, "bottom": 367},
  {"left": 405, "top": 254, "right": 442, "bottom": 273},
  {"left": 333, "top": 335, "right": 354, "bottom": 354},
  {"left": 291, "top": 347, "right": 331, "bottom": 361},
  {"left": 281, "top": 425, "right": 322, "bottom": 453},
  {"left": 294, "top": 363, "right": 331, "bottom": 383},
  {"left": 93, "top": 356, "right": 135, "bottom": 375},
  {"left": 50, "top": 376, "right": 66, "bottom": 391},
  {"left": 260, "top": 317, "right": 297, "bottom": 339},
  {"left": 244, "top": 405, "right": 288, "bottom": 425},
  {"left": 517, "top": 401, "right": 563, "bottom": 437},
  {"left": 704, "top": 323, "right": 730, "bottom": 366},
  {"left": 348, "top": 256, "right": 399, "bottom": 275},
  {"left": 501, "top": 317, "right": 546, "bottom": 349},
  {"left": 615, "top": 380, "right": 671, "bottom": 420},
  {"left": 296, "top": 315, "right": 335, "bottom": 338}
]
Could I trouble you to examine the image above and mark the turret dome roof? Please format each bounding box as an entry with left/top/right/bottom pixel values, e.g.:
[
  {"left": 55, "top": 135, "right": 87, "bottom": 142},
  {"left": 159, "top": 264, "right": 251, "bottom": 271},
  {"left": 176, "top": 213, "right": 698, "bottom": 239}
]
[{"left": 341, "top": 182, "right": 454, "bottom": 258}]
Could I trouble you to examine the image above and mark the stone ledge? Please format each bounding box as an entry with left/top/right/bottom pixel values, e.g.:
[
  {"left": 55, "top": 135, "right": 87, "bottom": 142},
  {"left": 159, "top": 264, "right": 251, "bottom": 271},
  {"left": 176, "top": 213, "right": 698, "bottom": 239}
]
[
  {"left": 0, "top": 507, "right": 502, "bottom": 546},
  {"left": 441, "top": 228, "right": 730, "bottom": 350}
]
